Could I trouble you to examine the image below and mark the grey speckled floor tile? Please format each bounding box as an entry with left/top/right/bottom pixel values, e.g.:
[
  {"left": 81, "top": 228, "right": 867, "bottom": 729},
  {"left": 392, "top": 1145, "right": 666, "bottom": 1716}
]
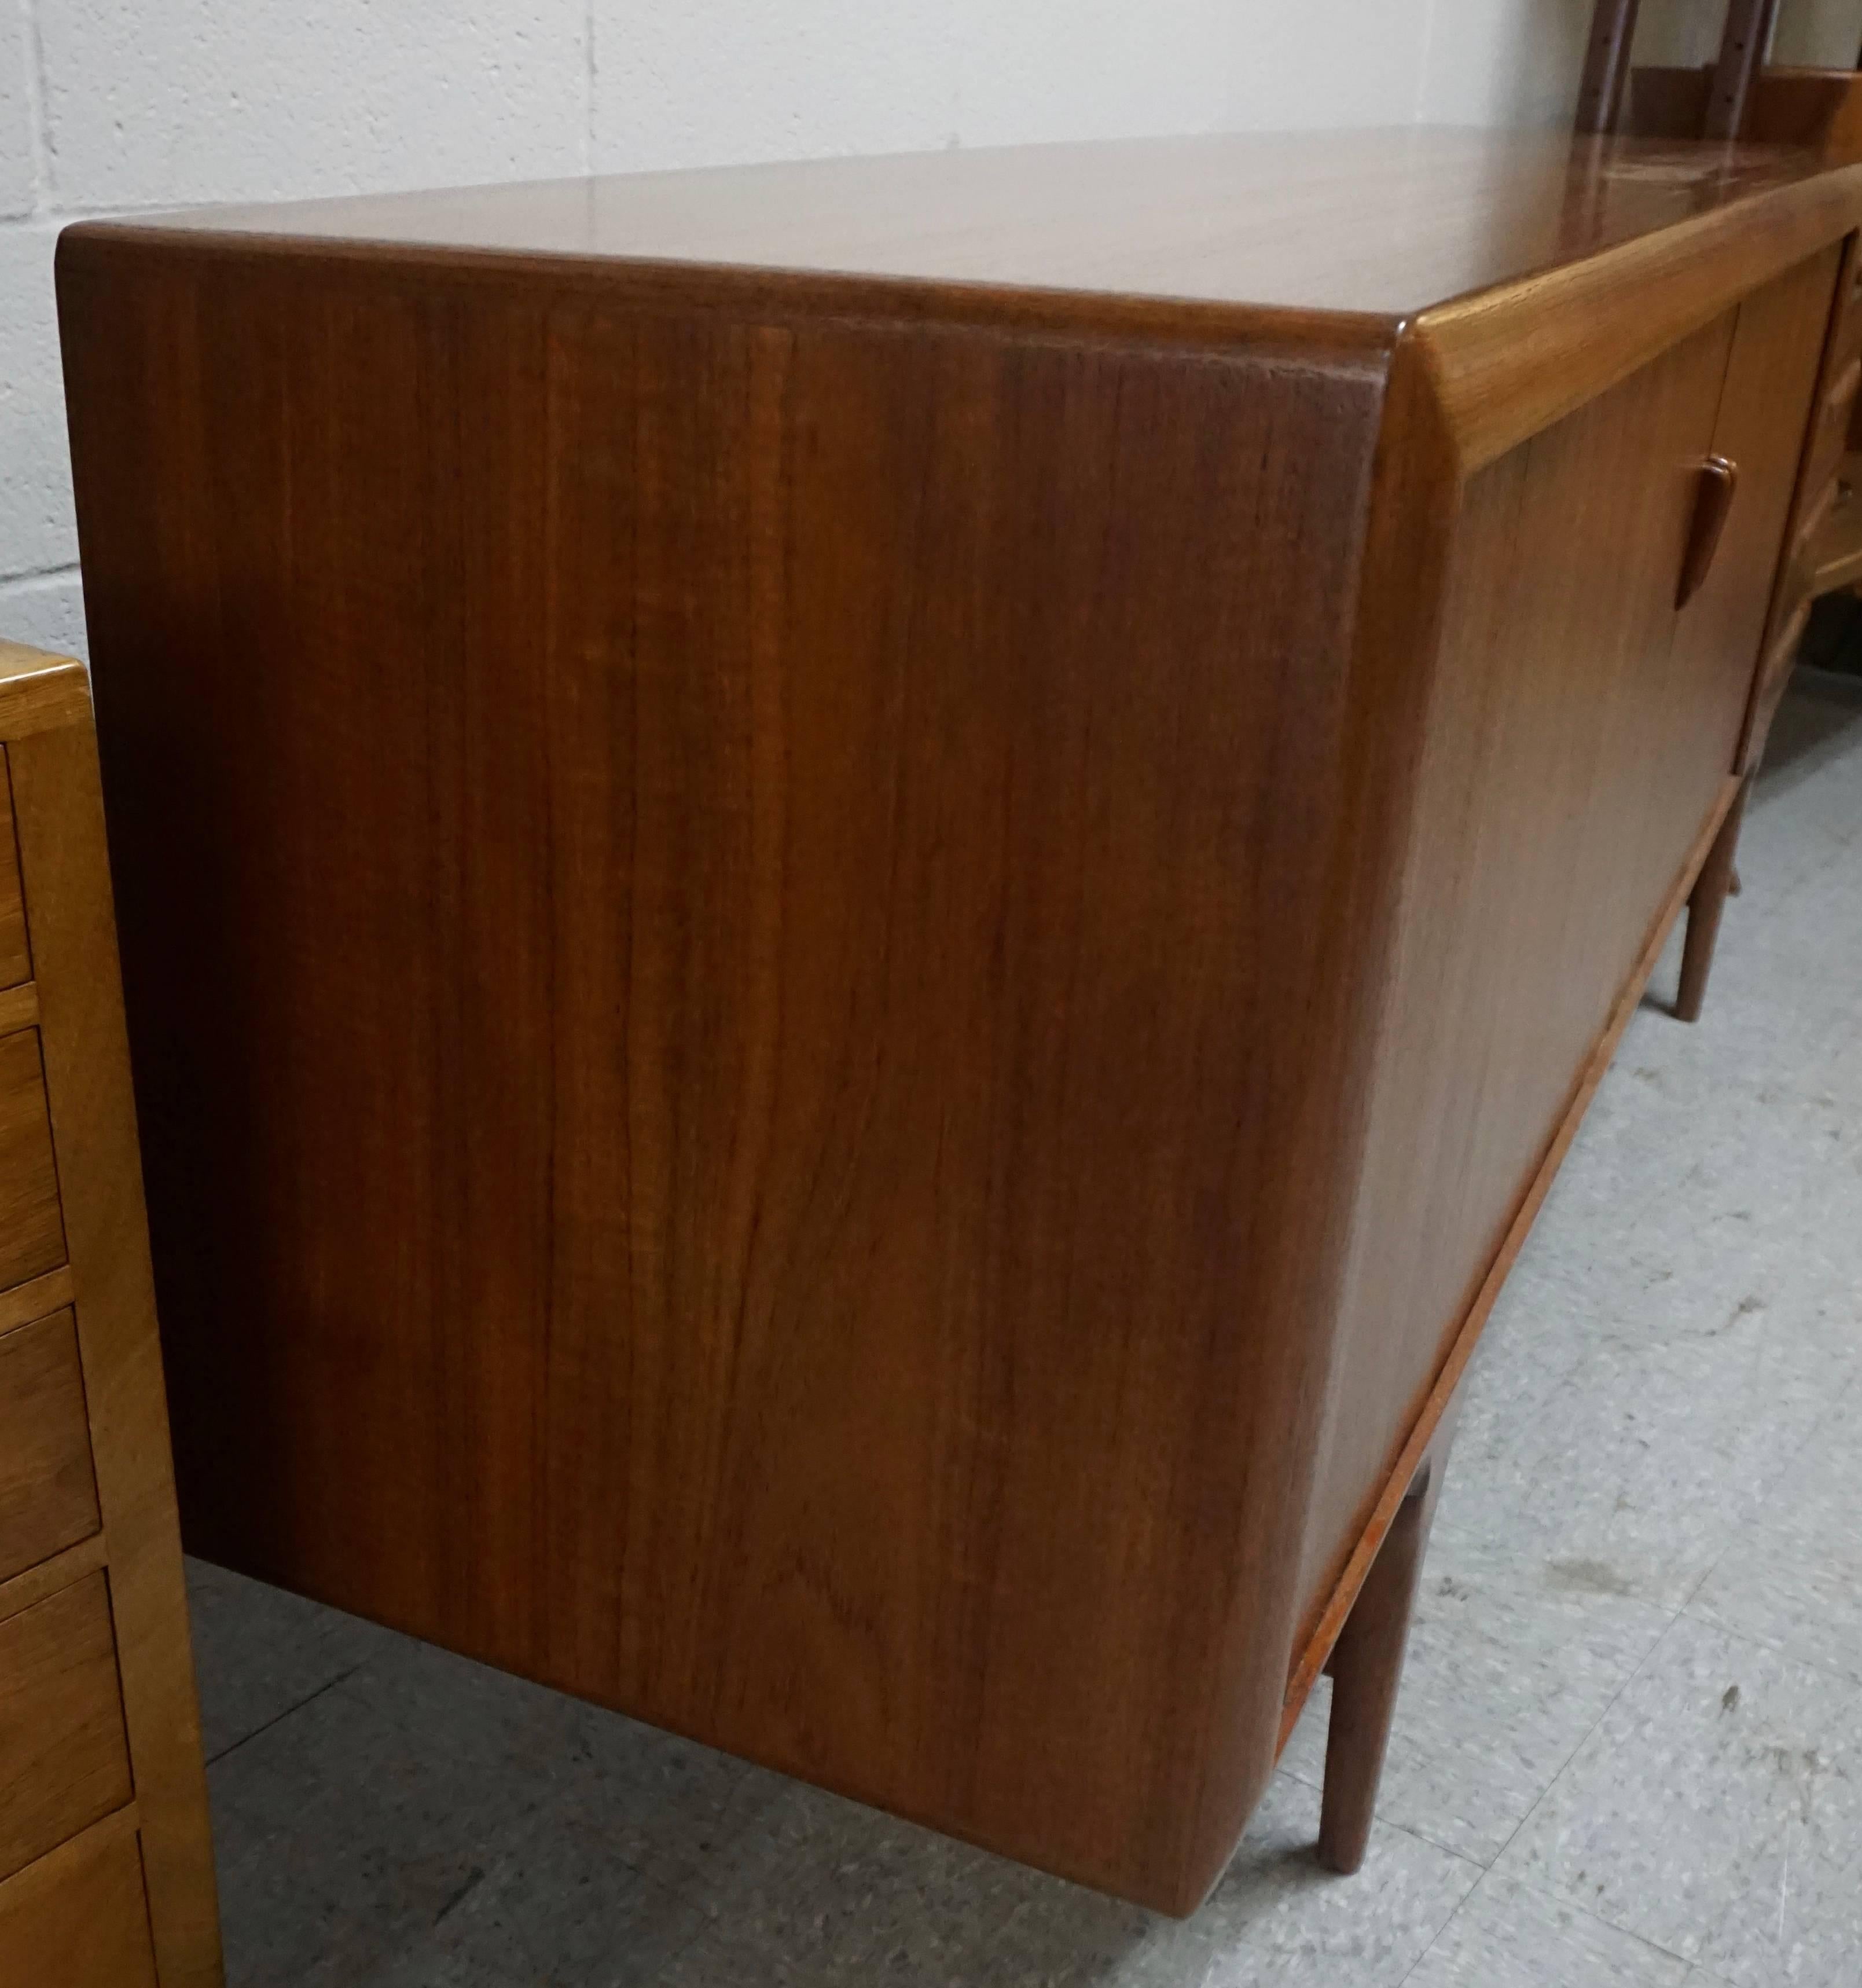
[
  {"left": 1404, "top": 1872, "right": 1689, "bottom": 1987},
  {"left": 187, "top": 1558, "right": 400, "bottom": 1762},
  {"left": 1435, "top": 1070, "right": 1862, "bottom": 1611},
  {"left": 1623, "top": 669, "right": 1862, "bottom": 1109},
  {"left": 1717, "top": 669, "right": 1862, "bottom": 913},
  {"left": 1688, "top": 1369, "right": 1862, "bottom": 1689},
  {"left": 1279, "top": 1528, "right": 1671, "bottom": 1863},
  {"left": 653, "top": 1771, "right": 1477, "bottom": 1988},
  {"left": 655, "top": 1782, "right": 1057, "bottom": 1987},
  {"left": 210, "top": 1638, "right": 609, "bottom": 1987},
  {"left": 1681, "top": 862, "right": 1862, "bottom": 1110},
  {"left": 1493, "top": 1615, "right": 1862, "bottom": 1988},
  {"left": 1165, "top": 1775, "right": 1479, "bottom": 1988}
]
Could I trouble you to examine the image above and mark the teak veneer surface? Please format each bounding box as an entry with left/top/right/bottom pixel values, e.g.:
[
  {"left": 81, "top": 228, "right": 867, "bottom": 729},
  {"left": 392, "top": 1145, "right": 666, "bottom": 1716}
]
[
  {"left": 56, "top": 131, "right": 1862, "bottom": 1916},
  {"left": 103, "top": 126, "right": 1852, "bottom": 320}
]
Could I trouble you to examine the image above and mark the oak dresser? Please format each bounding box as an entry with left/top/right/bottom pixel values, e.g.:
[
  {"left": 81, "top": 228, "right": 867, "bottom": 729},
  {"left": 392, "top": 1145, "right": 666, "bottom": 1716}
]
[
  {"left": 0, "top": 644, "right": 220, "bottom": 1985},
  {"left": 54, "top": 129, "right": 1862, "bottom": 1914}
]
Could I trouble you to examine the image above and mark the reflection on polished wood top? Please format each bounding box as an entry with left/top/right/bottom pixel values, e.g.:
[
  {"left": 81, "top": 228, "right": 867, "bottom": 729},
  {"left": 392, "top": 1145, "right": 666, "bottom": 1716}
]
[{"left": 71, "top": 127, "right": 1862, "bottom": 320}]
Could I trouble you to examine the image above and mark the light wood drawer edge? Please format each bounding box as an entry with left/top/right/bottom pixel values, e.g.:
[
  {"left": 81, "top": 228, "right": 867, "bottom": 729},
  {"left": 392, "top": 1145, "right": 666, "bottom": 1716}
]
[
  {"left": 0, "top": 1027, "right": 64, "bottom": 1292},
  {"left": 0, "top": 1570, "right": 134, "bottom": 1883},
  {"left": 0, "top": 1807, "right": 157, "bottom": 1988},
  {"left": 0, "top": 1308, "right": 101, "bottom": 1586},
  {"left": 0, "top": 753, "right": 28, "bottom": 996},
  {"left": 0, "top": 1265, "right": 77, "bottom": 1338},
  {"left": 0, "top": 1534, "right": 109, "bottom": 1628}
]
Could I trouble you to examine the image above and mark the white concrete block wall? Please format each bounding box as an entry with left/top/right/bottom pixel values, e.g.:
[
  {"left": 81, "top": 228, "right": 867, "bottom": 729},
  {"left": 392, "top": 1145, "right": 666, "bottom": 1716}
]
[
  {"left": 1, "top": 13, "right": 35, "bottom": 219},
  {"left": 1423, "top": 0, "right": 1592, "bottom": 127},
  {"left": 1771, "top": 0, "right": 1861, "bottom": 66},
  {"left": 593, "top": 0, "right": 958, "bottom": 169},
  {"left": 2, "top": 0, "right": 1589, "bottom": 659},
  {"left": 950, "top": 0, "right": 1237, "bottom": 149},
  {"left": 38, "top": 2, "right": 592, "bottom": 208}
]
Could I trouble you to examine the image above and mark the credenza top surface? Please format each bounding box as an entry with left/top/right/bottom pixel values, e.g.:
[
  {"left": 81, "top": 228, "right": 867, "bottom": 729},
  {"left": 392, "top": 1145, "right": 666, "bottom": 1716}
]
[{"left": 67, "top": 127, "right": 1860, "bottom": 325}]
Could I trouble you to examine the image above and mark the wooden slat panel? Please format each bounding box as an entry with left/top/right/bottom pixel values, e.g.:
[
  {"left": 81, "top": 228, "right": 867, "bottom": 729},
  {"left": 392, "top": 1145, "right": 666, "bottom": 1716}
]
[
  {"left": 0, "top": 1571, "right": 132, "bottom": 1881},
  {"left": 0, "top": 1811, "right": 157, "bottom": 1988},
  {"left": 1575, "top": 0, "right": 1642, "bottom": 135},
  {"left": 1702, "top": 0, "right": 1783, "bottom": 141},
  {"left": 0, "top": 1029, "right": 65, "bottom": 1292},
  {"left": 0, "top": 1310, "right": 100, "bottom": 1585}
]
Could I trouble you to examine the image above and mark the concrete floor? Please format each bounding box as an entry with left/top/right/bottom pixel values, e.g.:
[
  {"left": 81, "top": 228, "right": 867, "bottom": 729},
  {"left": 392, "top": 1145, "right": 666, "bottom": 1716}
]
[{"left": 188, "top": 669, "right": 1862, "bottom": 1988}]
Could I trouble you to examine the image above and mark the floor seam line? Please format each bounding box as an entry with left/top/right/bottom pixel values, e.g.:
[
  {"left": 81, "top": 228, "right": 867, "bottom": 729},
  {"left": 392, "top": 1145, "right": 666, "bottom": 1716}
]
[
  {"left": 1676, "top": 1606, "right": 1862, "bottom": 1686},
  {"left": 1478, "top": 1602, "right": 1687, "bottom": 1880},
  {"left": 204, "top": 1658, "right": 374, "bottom": 1767}
]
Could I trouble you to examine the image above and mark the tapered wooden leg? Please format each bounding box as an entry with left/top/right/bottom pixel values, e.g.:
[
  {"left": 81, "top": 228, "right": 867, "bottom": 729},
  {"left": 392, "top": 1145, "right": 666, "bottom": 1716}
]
[
  {"left": 1317, "top": 1415, "right": 1456, "bottom": 1876},
  {"left": 1676, "top": 780, "right": 1749, "bottom": 1024}
]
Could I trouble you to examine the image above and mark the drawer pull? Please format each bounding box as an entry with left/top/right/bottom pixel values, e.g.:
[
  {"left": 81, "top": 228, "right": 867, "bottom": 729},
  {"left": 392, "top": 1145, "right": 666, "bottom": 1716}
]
[{"left": 1677, "top": 454, "right": 1738, "bottom": 608}]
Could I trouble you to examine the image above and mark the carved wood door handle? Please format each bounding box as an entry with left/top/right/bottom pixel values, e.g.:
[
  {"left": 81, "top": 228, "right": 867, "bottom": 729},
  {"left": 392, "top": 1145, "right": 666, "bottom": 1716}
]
[{"left": 1677, "top": 454, "right": 1739, "bottom": 608}]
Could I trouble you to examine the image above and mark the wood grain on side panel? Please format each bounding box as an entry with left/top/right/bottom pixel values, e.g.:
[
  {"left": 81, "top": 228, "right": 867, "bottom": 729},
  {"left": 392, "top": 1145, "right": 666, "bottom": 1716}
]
[{"left": 61, "top": 241, "right": 1394, "bottom": 1909}]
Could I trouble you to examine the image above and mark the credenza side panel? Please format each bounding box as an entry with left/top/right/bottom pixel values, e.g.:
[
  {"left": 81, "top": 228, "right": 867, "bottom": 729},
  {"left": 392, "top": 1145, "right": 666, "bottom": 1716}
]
[
  {"left": 60, "top": 241, "right": 1391, "bottom": 1908},
  {"left": 1296, "top": 312, "right": 1741, "bottom": 1626}
]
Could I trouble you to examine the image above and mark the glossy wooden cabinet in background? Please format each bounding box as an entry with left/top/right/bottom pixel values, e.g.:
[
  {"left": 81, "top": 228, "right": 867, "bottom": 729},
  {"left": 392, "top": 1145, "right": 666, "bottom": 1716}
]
[
  {"left": 0, "top": 645, "right": 221, "bottom": 1986},
  {"left": 55, "top": 130, "right": 1862, "bottom": 1914}
]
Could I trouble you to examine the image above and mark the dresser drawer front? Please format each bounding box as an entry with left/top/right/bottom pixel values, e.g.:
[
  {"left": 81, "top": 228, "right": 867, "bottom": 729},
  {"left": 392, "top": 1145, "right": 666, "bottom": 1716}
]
[
  {"left": 0, "top": 1572, "right": 133, "bottom": 1881},
  {"left": 0, "top": 1030, "right": 65, "bottom": 1293},
  {"left": 0, "top": 1311, "right": 99, "bottom": 1583},
  {"left": 0, "top": 1821, "right": 157, "bottom": 1988}
]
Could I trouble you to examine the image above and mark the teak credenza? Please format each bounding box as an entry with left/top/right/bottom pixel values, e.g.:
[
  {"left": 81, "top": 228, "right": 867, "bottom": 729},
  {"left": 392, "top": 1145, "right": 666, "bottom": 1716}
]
[
  {"left": 55, "top": 129, "right": 1862, "bottom": 1914},
  {"left": 0, "top": 645, "right": 220, "bottom": 1986}
]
